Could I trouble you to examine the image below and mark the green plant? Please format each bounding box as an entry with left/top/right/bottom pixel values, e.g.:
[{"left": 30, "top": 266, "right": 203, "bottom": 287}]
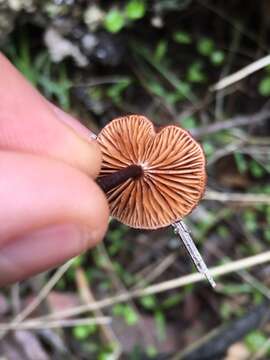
[
  {"left": 154, "top": 40, "right": 168, "bottom": 62},
  {"left": 210, "top": 50, "right": 225, "bottom": 65},
  {"left": 140, "top": 295, "right": 157, "bottom": 310},
  {"left": 125, "top": 0, "right": 146, "bottom": 20},
  {"left": 146, "top": 345, "right": 158, "bottom": 358},
  {"left": 234, "top": 153, "right": 248, "bottom": 174},
  {"left": 155, "top": 310, "right": 166, "bottom": 341},
  {"left": 187, "top": 61, "right": 206, "bottom": 83},
  {"left": 180, "top": 116, "right": 198, "bottom": 129},
  {"left": 113, "top": 304, "right": 139, "bottom": 326},
  {"left": 259, "top": 77, "right": 270, "bottom": 96},
  {"left": 4, "top": 34, "right": 71, "bottom": 110},
  {"left": 107, "top": 78, "right": 132, "bottom": 104},
  {"left": 243, "top": 210, "right": 257, "bottom": 232},
  {"left": 73, "top": 324, "right": 97, "bottom": 340},
  {"left": 245, "top": 330, "right": 268, "bottom": 353},
  {"left": 104, "top": 1, "right": 147, "bottom": 33},
  {"left": 173, "top": 30, "right": 192, "bottom": 44},
  {"left": 202, "top": 141, "right": 215, "bottom": 157},
  {"left": 250, "top": 160, "right": 265, "bottom": 178},
  {"left": 104, "top": 8, "right": 125, "bottom": 33},
  {"left": 197, "top": 37, "right": 214, "bottom": 56},
  {"left": 197, "top": 37, "right": 225, "bottom": 66}
]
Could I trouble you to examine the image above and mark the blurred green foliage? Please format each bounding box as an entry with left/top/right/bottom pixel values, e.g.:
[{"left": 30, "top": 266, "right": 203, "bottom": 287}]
[
  {"left": 104, "top": 0, "right": 146, "bottom": 33},
  {"left": 245, "top": 330, "right": 269, "bottom": 353},
  {"left": 5, "top": 33, "right": 71, "bottom": 110},
  {"left": 113, "top": 304, "right": 139, "bottom": 325}
]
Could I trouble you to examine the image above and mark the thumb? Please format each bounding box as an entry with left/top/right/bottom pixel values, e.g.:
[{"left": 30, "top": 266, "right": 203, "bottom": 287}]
[{"left": 0, "top": 151, "right": 109, "bottom": 285}]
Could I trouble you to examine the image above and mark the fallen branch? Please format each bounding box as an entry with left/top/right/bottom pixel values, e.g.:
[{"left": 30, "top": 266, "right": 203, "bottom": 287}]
[
  {"left": 191, "top": 109, "right": 270, "bottom": 138},
  {"left": 211, "top": 54, "right": 270, "bottom": 91},
  {"left": 34, "top": 250, "right": 270, "bottom": 322},
  {"left": 0, "top": 317, "right": 111, "bottom": 332},
  {"left": 173, "top": 302, "right": 270, "bottom": 360},
  {"left": 0, "top": 259, "right": 74, "bottom": 339},
  {"left": 204, "top": 190, "right": 270, "bottom": 204}
]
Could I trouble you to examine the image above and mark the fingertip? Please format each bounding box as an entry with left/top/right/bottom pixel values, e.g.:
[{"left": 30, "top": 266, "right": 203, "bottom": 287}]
[
  {"left": 0, "top": 52, "right": 102, "bottom": 178},
  {"left": 0, "top": 152, "right": 110, "bottom": 285},
  {"left": 0, "top": 151, "right": 109, "bottom": 247}
]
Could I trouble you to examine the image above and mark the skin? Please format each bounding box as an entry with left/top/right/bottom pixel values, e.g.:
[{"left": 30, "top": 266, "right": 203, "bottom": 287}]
[{"left": 0, "top": 53, "right": 109, "bottom": 285}]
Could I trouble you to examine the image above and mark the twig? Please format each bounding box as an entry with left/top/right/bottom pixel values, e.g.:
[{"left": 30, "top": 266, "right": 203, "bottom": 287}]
[
  {"left": 191, "top": 109, "right": 270, "bottom": 138},
  {"left": 75, "top": 267, "right": 122, "bottom": 359},
  {"left": 0, "top": 317, "right": 111, "bottom": 331},
  {"left": 204, "top": 190, "right": 270, "bottom": 204},
  {"left": 211, "top": 54, "right": 270, "bottom": 91},
  {"left": 33, "top": 251, "right": 270, "bottom": 322},
  {"left": 133, "top": 253, "right": 177, "bottom": 289},
  {"left": 0, "top": 259, "right": 74, "bottom": 339},
  {"left": 207, "top": 141, "right": 244, "bottom": 166},
  {"left": 239, "top": 270, "right": 270, "bottom": 301},
  {"left": 172, "top": 302, "right": 270, "bottom": 360}
]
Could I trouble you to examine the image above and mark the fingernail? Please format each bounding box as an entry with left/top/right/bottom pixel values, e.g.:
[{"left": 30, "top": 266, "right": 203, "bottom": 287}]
[
  {"left": 0, "top": 223, "right": 100, "bottom": 285},
  {"left": 50, "top": 105, "right": 97, "bottom": 141}
]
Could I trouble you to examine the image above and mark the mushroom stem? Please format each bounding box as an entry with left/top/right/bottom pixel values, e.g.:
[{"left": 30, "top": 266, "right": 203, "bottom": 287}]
[
  {"left": 97, "top": 165, "right": 143, "bottom": 192},
  {"left": 172, "top": 221, "right": 216, "bottom": 288}
]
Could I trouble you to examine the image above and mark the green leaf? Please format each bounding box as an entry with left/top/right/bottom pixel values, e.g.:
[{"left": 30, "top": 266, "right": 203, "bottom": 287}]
[
  {"left": 107, "top": 79, "right": 131, "bottom": 103},
  {"left": 218, "top": 283, "right": 252, "bottom": 295},
  {"left": 73, "top": 324, "right": 97, "bottom": 340},
  {"left": 259, "top": 77, "right": 270, "bottom": 96},
  {"left": 155, "top": 311, "right": 166, "bottom": 341},
  {"left": 146, "top": 345, "right": 158, "bottom": 358},
  {"left": 125, "top": 0, "right": 146, "bottom": 20},
  {"left": 113, "top": 304, "right": 138, "bottom": 325},
  {"left": 154, "top": 40, "right": 168, "bottom": 61},
  {"left": 217, "top": 225, "right": 230, "bottom": 238},
  {"left": 187, "top": 62, "right": 206, "bottom": 83},
  {"left": 181, "top": 116, "right": 197, "bottom": 129},
  {"left": 197, "top": 38, "right": 214, "bottom": 56},
  {"left": 173, "top": 31, "right": 192, "bottom": 44},
  {"left": 162, "top": 293, "right": 182, "bottom": 309},
  {"left": 148, "top": 82, "right": 164, "bottom": 96},
  {"left": 220, "top": 302, "right": 233, "bottom": 320},
  {"left": 245, "top": 330, "right": 267, "bottom": 353},
  {"left": 123, "top": 305, "right": 139, "bottom": 325},
  {"left": 112, "top": 304, "right": 125, "bottom": 316},
  {"left": 250, "top": 160, "right": 265, "bottom": 178},
  {"left": 243, "top": 210, "right": 257, "bottom": 232},
  {"left": 203, "top": 141, "right": 215, "bottom": 157},
  {"left": 140, "top": 295, "right": 157, "bottom": 310},
  {"left": 210, "top": 50, "right": 225, "bottom": 65},
  {"left": 234, "top": 152, "right": 248, "bottom": 174},
  {"left": 72, "top": 255, "right": 83, "bottom": 268},
  {"left": 104, "top": 9, "right": 125, "bottom": 33},
  {"left": 264, "top": 228, "right": 270, "bottom": 242}
]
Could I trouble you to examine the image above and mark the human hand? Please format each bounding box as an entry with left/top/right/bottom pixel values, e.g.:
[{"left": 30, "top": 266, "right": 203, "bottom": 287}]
[{"left": 0, "top": 53, "right": 109, "bottom": 285}]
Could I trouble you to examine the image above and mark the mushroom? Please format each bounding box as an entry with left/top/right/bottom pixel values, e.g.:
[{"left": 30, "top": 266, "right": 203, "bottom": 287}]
[{"left": 97, "top": 115, "right": 215, "bottom": 287}]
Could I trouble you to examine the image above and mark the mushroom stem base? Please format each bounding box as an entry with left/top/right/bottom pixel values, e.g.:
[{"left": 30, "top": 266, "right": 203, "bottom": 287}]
[{"left": 172, "top": 221, "right": 216, "bottom": 288}]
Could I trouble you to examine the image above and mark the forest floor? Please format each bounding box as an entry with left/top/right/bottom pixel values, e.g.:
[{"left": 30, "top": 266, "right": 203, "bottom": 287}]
[{"left": 0, "top": 1, "right": 270, "bottom": 359}]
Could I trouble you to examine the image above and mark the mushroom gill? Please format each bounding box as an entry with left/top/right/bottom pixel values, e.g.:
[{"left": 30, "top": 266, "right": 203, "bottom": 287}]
[{"left": 97, "top": 115, "right": 206, "bottom": 229}]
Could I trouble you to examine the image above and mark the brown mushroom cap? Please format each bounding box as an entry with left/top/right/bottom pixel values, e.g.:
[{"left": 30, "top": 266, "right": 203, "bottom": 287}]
[{"left": 97, "top": 115, "right": 206, "bottom": 229}]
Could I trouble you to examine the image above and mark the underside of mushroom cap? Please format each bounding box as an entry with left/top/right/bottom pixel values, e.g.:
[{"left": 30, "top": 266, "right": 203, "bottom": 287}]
[{"left": 97, "top": 115, "right": 206, "bottom": 229}]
